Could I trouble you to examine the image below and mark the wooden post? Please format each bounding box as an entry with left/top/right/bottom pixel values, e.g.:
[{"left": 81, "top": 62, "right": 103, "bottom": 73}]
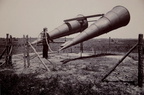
[
  {"left": 138, "top": 34, "right": 143, "bottom": 87},
  {"left": 80, "top": 42, "right": 83, "bottom": 57},
  {"left": 109, "top": 37, "right": 111, "bottom": 51},
  {"left": 92, "top": 47, "right": 96, "bottom": 55},
  {"left": 5, "top": 34, "right": 9, "bottom": 65},
  {"left": 26, "top": 35, "right": 30, "bottom": 67},
  {"left": 65, "top": 37, "right": 66, "bottom": 42},
  {"left": 23, "top": 35, "right": 26, "bottom": 68},
  {"left": 9, "top": 35, "right": 12, "bottom": 64},
  {"left": 71, "top": 48, "right": 72, "bottom": 53}
]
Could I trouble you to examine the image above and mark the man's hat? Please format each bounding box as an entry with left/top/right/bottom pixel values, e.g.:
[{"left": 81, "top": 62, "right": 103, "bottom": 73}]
[{"left": 43, "top": 27, "right": 47, "bottom": 31}]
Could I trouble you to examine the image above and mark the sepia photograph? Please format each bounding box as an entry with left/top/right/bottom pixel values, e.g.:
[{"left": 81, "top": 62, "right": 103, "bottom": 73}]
[{"left": 0, "top": 0, "right": 144, "bottom": 95}]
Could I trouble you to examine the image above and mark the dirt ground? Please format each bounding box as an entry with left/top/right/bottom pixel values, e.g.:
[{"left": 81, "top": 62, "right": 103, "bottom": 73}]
[{"left": 2, "top": 52, "right": 144, "bottom": 94}]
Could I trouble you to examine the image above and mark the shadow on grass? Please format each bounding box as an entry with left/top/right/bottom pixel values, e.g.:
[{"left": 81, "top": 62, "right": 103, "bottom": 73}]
[
  {"left": 61, "top": 53, "right": 118, "bottom": 64},
  {"left": 102, "top": 79, "right": 138, "bottom": 86}
]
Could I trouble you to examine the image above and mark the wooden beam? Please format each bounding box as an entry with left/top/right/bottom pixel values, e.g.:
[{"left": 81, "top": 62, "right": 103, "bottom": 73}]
[{"left": 101, "top": 42, "right": 138, "bottom": 81}]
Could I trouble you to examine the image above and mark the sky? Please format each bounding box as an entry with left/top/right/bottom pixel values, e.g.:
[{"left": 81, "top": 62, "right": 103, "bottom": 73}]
[{"left": 0, "top": 0, "right": 144, "bottom": 39}]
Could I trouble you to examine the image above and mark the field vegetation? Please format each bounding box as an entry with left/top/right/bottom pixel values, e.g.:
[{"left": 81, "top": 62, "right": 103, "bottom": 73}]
[{"left": 0, "top": 37, "right": 143, "bottom": 95}]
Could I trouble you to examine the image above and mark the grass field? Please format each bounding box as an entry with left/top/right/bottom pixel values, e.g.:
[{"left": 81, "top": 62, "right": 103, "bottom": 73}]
[{"left": 0, "top": 37, "right": 143, "bottom": 95}]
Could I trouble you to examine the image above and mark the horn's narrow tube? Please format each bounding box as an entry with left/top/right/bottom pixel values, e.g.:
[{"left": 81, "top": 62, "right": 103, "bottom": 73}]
[{"left": 48, "top": 14, "right": 88, "bottom": 39}]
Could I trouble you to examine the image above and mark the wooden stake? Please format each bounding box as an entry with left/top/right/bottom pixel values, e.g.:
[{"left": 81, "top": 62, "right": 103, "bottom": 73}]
[
  {"left": 28, "top": 42, "right": 50, "bottom": 71},
  {"left": 26, "top": 35, "right": 30, "bottom": 67},
  {"left": 5, "top": 34, "right": 9, "bottom": 65},
  {"left": 23, "top": 35, "right": 26, "bottom": 68},
  {"left": 80, "top": 42, "right": 83, "bottom": 57},
  {"left": 138, "top": 34, "right": 143, "bottom": 87},
  {"left": 101, "top": 43, "right": 138, "bottom": 81},
  {"left": 9, "top": 35, "right": 12, "bottom": 64},
  {"left": 0, "top": 48, "right": 6, "bottom": 59},
  {"left": 109, "top": 37, "right": 111, "bottom": 51}
]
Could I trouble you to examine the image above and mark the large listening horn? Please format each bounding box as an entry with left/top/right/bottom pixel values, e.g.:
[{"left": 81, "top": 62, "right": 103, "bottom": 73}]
[{"left": 60, "top": 6, "right": 130, "bottom": 50}]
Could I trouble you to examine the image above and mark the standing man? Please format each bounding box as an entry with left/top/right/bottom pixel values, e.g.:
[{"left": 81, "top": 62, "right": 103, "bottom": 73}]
[
  {"left": 42, "top": 27, "right": 48, "bottom": 59},
  {"left": 42, "top": 27, "right": 53, "bottom": 59}
]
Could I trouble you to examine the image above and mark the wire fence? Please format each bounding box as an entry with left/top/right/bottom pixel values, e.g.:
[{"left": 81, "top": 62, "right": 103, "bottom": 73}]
[{"left": 0, "top": 37, "right": 139, "bottom": 55}]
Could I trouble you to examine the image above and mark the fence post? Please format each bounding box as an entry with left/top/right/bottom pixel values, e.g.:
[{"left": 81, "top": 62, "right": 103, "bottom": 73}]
[
  {"left": 9, "top": 35, "right": 12, "bottom": 64},
  {"left": 80, "top": 42, "right": 83, "bottom": 57},
  {"left": 23, "top": 35, "right": 26, "bottom": 68},
  {"left": 71, "top": 48, "right": 72, "bottom": 53},
  {"left": 109, "top": 37, "right": 111, "bottom": 51},
  {"left": 92, "top": 47, "right": 95, "bottom": 55},
  {"left": 5, "top": 34, "right": 9, "bottom": 65},
  {"left": 26, "top": 35, "right": 30, "bottom": 67},
  {"left": 138, "top": 34, "right": 143, "bottom": 87}
]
